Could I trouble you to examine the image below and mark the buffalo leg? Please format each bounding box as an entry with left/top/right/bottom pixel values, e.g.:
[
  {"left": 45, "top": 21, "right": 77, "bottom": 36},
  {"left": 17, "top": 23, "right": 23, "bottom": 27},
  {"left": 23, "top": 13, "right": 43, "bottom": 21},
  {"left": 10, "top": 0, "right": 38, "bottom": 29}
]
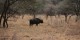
[
  {"left": 30, "top": 24, "right": 33, "bottom": 26},
  {"left": 36, "top": 24, "right": 38, "bottom": 26}
]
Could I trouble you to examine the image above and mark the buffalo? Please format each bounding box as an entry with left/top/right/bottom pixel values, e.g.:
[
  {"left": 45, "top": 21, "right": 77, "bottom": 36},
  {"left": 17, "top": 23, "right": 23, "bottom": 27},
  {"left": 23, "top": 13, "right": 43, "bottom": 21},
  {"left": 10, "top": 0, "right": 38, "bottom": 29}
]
[{"left": 29, "top": 18, "right": 43, "bottom": 26}]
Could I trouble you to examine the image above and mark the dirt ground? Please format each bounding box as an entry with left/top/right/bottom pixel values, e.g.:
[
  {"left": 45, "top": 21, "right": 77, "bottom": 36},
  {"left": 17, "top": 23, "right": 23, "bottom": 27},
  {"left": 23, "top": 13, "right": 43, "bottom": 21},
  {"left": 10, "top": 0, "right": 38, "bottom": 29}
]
[{"left": 0, "top": 15, "right": 80, "bottom": 40}]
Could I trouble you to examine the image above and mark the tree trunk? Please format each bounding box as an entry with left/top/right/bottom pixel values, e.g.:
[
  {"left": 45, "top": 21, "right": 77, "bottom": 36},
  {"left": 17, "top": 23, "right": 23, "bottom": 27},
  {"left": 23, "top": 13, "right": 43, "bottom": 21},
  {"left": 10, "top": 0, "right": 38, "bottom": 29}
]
[
  {"left": 46, "top": 14, "right": 48, "bottom": 19},
  {"left": 3, "top": 10, "right": 7, "bottom": 28},
  {"left": 65, "top": 15, "right": 68, "bottom": 22},
  {"left": 33, "top": 12, "right": 36, "bottom": 18},
  {"left": 0, "top": 13, "right": 4, "bottom": 26},
  {"left": 76, "top": 15, "right": 79, "bottom": 22},
  {"left": 22, "top": 15, "right": 24, "bottom": 19},
  {"left": 3, "top": 18, "right": 6, "bottom": 28}
]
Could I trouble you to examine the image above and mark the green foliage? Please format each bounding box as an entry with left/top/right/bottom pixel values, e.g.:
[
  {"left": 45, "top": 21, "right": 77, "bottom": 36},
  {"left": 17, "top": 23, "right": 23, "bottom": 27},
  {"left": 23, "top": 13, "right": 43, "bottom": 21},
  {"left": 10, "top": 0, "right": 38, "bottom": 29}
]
[
  {"left": 10, "top": 0, "right": 44, "bottom": 14},
  {"left": 58, "top": 0, "right": 80, "bottom": 14},
  {"left": 66, "top": 0, "right": 80, "bottom": 13},
  {"left": 33, "top": 2, "right": 44, "bottom": 10}
]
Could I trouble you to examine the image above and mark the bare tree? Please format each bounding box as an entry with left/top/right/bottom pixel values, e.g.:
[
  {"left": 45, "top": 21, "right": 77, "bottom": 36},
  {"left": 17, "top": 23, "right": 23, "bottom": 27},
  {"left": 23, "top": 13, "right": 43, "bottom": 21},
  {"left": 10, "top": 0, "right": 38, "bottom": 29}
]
[{"left": 0, "top": 0, "right": 18, "bottom": 28}]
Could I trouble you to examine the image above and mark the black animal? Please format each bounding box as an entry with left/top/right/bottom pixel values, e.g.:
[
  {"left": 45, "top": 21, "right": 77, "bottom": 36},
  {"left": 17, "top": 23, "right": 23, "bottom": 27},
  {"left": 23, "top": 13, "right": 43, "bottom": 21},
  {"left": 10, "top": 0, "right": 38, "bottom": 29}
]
[{"left": 29, "top": 18, "right": 43, "bottom": 26}]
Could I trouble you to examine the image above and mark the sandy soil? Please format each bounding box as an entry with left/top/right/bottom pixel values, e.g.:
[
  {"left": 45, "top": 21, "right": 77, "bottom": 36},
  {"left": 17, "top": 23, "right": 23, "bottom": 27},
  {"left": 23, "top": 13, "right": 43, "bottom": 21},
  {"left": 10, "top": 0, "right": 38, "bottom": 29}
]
[{"left": 0, "top": 15, "right": 80, "bottom": 40}]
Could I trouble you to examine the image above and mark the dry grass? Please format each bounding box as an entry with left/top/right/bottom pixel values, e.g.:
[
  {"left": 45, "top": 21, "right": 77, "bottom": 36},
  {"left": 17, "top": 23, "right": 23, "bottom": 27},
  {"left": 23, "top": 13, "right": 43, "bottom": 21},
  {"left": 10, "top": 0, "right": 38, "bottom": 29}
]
[{"left": 0, "top": 15, "right": 80, "bottom": 40}]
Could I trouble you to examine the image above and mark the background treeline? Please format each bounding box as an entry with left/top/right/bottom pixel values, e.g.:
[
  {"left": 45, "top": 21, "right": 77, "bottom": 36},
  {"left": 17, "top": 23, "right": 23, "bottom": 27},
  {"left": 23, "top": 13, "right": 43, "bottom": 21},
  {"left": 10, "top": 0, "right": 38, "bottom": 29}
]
[{"left": 0, "top": 0, "right": 80, "bottom": 28}]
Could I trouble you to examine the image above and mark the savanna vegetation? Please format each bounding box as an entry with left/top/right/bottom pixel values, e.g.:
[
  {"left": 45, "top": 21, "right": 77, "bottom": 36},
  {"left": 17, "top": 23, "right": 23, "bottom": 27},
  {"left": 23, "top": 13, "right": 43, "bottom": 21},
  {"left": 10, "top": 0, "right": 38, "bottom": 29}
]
[{"left": 0, "top": 0, "right": 80, "bottom": 40}]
